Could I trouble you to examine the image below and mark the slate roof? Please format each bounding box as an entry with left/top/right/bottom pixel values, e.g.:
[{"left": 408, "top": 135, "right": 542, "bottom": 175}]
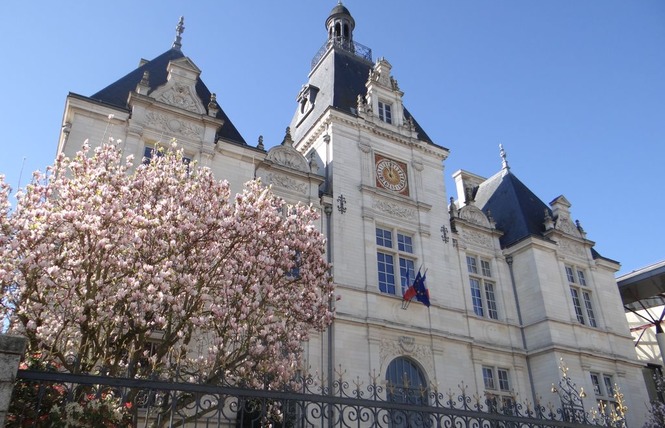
[
  {"left": 89, "top": 48, "right": 246, "bottom": 145},
  {"left": 471, "top": 169, "right": 608, "bottom": 262},
  {"left": 332, "top": 52, "right": 434, "bottom": 144},
  {"left": 291, "top": 48, "right": 436, "bottom": 147},
  {"left": 473, "top": 170, "right": 551, "bottom": 248},
  {"left": 329, "top": 4, "right": 352, "bottom": 18}
]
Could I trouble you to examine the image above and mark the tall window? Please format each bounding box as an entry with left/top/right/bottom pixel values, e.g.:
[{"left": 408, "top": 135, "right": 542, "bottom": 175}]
[
  {"left": 590, "top": 372, "right": 618, "bottom": 416},
  {"left": 377, "top": 227, "right": 416, "bottom": 296},
  {"left": 143, "top": 145, "right": 191, "bottom": 166},
  {"left": 386, "top": 357, "right": 428, "bottom": 427},
  {"left": 467, "top": 256, "right": 498, "bottom": 319},
  {"left": 378, "top": 101, "right": 393, "bottom": 124},
  {"left": 566, "top": 265, "right": 597, "bottom": 327},
  {"left": 482, "top": 366, "right": 513, "bottom": 411}
]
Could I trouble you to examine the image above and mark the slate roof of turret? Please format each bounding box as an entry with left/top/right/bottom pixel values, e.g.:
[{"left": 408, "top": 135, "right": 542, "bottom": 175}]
[
  {"left": 332, "top": 52, "right": 435, "bottom": 145},
  {"left": 290, "top": 4, "right": 439, "bottom": 149},
  {"left": 471, "top": 168, "right": 610, "bottom": 263},
  {"left": 473, "top": 170, "right": 551, "bottom": 248},
  {"left": 89, "top": 47, "right": 246, "bottom": 145},
  {"left": 291, "top": 49, "right": 437, "bottom": 147}
]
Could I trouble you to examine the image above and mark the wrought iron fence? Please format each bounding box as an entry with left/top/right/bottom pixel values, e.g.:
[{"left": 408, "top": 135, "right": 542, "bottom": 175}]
[{"left": 8, "top": 368, "right": 624, "bottom": 428}]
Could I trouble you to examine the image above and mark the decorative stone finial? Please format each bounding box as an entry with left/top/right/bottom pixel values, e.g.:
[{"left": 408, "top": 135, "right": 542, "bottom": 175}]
[
  {"left": 575, "top": 219, "right": 585, "bottom": 234},
  {"left": 499, "top": 143, "right": 510, "bottom": 171},
  {"left": 173, "top": 17, "right": 185, "bottom": 50},
  {"left": 282, "top": 127, "right": 294, "bottom": 146},
  {"left": 486, "top": 210, "right": 496, "bottom": 229},
  {"left": 543, "top": 209, "right": 554, "bottom": 231},
  {"left": 356, "top": 94, "right": 367, "bottom": 114},
  {"left": 207, "top": 93, "right": 219, "bottom": 117},
  {"left": 136, "top": 71, "right": 150, "bottom": 94},
  {"left": 405, "top": 116, "right": 415, "bottom": 132},
  {"left": 140, "top": 71, "right": 150, "bottom": 86},
  {"left": 309, "top": 152, "right": 319, "bottom": 173},
  {"left": 257, "top": 135, "right": 265, "bottom": 150},
  {"left": 449, "top": 197, "right": 458, "bottom": 218}
]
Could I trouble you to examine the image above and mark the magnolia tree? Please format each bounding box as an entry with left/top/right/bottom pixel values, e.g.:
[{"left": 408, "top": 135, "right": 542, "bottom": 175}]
[{"left": 0, "top": 142, "right": 334, "bottom": 392}]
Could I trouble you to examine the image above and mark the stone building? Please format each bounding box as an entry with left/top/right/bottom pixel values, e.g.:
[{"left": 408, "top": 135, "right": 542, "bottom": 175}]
[{"left": 56, "top": 5, "right": 649, "bottom": 426}]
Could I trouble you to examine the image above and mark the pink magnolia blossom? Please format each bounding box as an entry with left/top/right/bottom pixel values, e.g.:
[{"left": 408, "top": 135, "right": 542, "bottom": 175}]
[{"left": 0, "top": 142, "right": 334, "bottom": 389}]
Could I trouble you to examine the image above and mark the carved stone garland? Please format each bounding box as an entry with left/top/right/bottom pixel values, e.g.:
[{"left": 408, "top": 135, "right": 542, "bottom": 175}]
[
  {"left": 372, "top": 198, "right": 415, "bottom": 220},
  {"left": 379, "top": 337, "right": 434, "bottom": 379},
  {"left": 145, "top": 112, "right": 203, "bottom": 139}
]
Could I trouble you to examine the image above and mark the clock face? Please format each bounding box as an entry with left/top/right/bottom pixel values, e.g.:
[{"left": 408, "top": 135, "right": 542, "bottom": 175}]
[{"left": 376, "top": 157, "right": 408, "bottom": 193}]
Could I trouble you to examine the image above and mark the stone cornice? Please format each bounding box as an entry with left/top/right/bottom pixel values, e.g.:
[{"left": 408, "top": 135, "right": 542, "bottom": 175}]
[
  {"left": 295, "top": 108, "right": 448, "bottom": 160},
  {"left": 128, "top": 91, "right": 224, "bottom": 129}
]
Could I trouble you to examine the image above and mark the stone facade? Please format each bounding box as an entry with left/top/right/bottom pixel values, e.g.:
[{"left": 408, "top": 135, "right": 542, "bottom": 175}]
[{"left": 55, "top": 5, "right": 649, "bottom": 426}]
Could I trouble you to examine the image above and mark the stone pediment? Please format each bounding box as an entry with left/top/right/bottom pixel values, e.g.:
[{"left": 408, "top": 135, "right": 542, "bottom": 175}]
[
  {"left": 264, "top": 144, "right": 310, "bottom": 173},
  {"left": 554, "top": 213, "right": 583, "bottom": 239},
  {"left": 458, "top": 205, "right": 492, "bottom": 229},
  {"left": 168, "top": 57, "right": 201, "bottom": 75},
  {"left": 149, "top": 58, "right": 206, "bottom": 114}
]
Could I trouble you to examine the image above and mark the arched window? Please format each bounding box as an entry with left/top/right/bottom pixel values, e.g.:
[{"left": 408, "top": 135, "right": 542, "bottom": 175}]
[
  {"left": 386, "top": 357, "right": 429, "bottom": 427},
  {"left": 385, "top": 357, "right": 428, "bottom": 405}
]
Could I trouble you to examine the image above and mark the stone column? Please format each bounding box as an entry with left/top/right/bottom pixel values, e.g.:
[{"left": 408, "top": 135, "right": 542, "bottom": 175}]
[{"left": 0, "top": 335, "right": 27, "bottom": 426}]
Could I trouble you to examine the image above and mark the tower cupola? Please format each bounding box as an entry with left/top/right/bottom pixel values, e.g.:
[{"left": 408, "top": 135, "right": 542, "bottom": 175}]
[{"left": 326, "top": 1, "right": 355, "bottom": 46}]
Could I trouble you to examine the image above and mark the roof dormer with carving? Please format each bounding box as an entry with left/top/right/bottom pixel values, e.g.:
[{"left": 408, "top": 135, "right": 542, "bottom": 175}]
[
  {"left": 357, "top": 58, "right": 417, "bottom": 138},
  {"left": 86, "top": 17, "right": 246, "bottom": 146},
  {"left": 257, "top": 128, "right": 324, "bottom": 203},
  {"left": 148, "top": 58, "right": 206, "bottom": 115}
]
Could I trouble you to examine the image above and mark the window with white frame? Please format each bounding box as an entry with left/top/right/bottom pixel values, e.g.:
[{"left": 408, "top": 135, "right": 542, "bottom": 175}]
[
  {"left": 378, "top": 101, "right": 393, "bottom": 124},
  {"left": 590, "top": 372, "right": 618, "bottom": 415},
  {"left": 376, "top": 227, "right": 416, "bottom": 296},
  {"left": 467, "top": 256, "right": 498, "bottom": 319},
  {"left": 482, "top": 366, "right": 514, "bottom": 411},
  {"left": 143, "top": 145, "right": 192, "bottom": 166},
  {"left": 566, "top": 265, "right": 597, "bottom": 327}
]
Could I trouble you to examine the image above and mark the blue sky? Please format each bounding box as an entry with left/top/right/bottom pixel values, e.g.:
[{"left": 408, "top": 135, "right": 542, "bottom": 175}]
[{"left": 1, "top": 1, "right": 663, "bottom": 275}]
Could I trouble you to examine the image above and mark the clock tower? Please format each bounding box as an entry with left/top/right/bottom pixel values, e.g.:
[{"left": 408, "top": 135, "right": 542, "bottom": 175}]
[{"left": 289, "top": 2, "right": 453, "bottom": 386}]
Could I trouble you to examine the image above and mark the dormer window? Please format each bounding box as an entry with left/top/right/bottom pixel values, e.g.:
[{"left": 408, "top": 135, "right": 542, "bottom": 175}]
[
  {"left": 296, "top": 85, "right": 319, "bottom": 125},
  {"left": 378, "top": 101, "right": 392, "bottom": 124}
]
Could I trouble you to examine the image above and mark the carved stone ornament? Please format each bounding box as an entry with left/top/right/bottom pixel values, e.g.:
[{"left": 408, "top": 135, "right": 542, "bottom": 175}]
[
  {"left": 370, "top": 58, "right": 395, "bottom": 89},
  {"left": 461, "top": 230, "right": 493, "bottom": 249},
  {"left": 265, "top": 145, "right": 310, "bottom": 173},
  {"left": 555, "top": 214, "right": 581, "bottom": 238},
  {"left": 358, "top": 141, "right": 371, "bottom": 154},
  {"left": 398, "top": 336, "right": 416, "bottom": 353},
  {"left": 458, "top": 205, "right": 492, "bottom": 228},
  {"left": 266, "top": 173, "right": 307, "bottom": 194},
  {"left": 379, "top": 337, "right": 434, "bottom": 377},
  {"left": 372, "top": 198, "right": 415, "bottom": 220},
  {"left": 145, "top": 112, "right": 202, "bottom": 139},
  {"left": 155, "top": 82, "right": 204, "bottom": 114},
  {"left": 557, "top": 237, "right": 586, "bottom": 258}
]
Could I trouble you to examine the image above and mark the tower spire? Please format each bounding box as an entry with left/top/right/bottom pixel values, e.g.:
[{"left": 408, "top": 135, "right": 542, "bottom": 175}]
[{"left": 172, "top": 16, "right": 185, "bottom": 50}]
